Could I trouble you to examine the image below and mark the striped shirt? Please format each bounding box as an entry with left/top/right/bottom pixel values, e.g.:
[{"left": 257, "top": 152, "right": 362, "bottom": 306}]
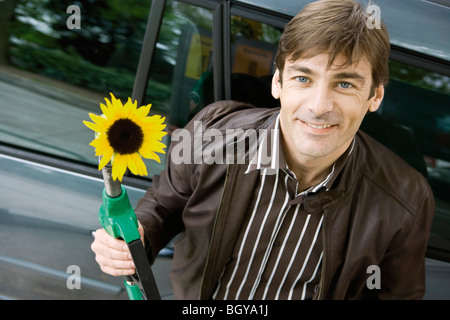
[{"left": 213, "top": 114, "right": 354, "bottom": 300}]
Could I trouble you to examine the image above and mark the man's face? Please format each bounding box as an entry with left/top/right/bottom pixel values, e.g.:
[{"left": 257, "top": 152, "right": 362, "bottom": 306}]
[{"left": 272, "top": 53, "right": 384, "bottom": 163}]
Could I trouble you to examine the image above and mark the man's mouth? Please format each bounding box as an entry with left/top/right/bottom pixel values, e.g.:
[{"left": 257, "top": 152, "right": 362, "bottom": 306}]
[{"left": 305, "top": 122, "right": 334, "bottom": 129}]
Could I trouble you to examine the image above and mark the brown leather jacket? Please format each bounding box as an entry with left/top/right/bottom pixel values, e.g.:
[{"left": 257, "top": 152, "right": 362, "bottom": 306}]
[{"left": 135, "top": 100, "right": 435, "bottom": 300}]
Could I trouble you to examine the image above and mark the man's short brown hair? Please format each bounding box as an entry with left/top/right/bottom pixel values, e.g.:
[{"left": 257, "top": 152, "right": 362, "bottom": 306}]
[{"left": 274, "top": 0, "right": 390, "bottom": 92}]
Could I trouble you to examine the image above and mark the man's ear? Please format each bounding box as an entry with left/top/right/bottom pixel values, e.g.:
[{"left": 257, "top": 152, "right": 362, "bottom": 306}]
[
  {"left": 271, "top": 69, "right": 281, "bottom": 99},
  {"left": 368, "top": 85, "right": 384, "bottom": 113}
]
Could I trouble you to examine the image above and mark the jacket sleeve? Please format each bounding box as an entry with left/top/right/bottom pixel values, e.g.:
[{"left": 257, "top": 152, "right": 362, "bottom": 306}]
[
  {"left": 133, "top": 109, "right": 204, "bottom": 263},
  {"left": 375, "top": 184, "right": 435, "bottom": 299},
  {"left": 134, "top": 144, "right": 191, "bottom": 263}
]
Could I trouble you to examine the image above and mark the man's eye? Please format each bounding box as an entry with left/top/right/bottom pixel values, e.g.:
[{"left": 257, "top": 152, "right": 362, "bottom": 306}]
[
  {"left": 296, "top": 76, "right": 309, "bottom": 83},
  {"left": 338, "top": 82, "right": 353, "bottom": 89}
]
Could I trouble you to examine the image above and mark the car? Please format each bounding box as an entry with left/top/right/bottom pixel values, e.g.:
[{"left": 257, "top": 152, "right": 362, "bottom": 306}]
[{"left": 0, "top": 0, "right": 449, "bottom": 300}]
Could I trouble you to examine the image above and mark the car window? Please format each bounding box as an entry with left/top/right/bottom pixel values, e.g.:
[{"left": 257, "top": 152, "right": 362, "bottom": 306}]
[
  {"left": 0, "top": 0, "right": 152, "bottom": 168},
  {"left": 141, "top": 0, "right": 214, "bottom": 176},
  {"left": 143, "top": 0, "right": 214, "bottom": 126},
  {"left": 228, "top": 15, "right": 281, "bottom": 108}
]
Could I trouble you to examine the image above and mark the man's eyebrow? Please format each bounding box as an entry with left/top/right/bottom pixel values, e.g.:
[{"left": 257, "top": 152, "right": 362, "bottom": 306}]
[
  {"left": 287, "top": 66, "right": 316, "bottom": 76},
  {"left": 333, "top": 72, "right": 366, "bottom": 85}
]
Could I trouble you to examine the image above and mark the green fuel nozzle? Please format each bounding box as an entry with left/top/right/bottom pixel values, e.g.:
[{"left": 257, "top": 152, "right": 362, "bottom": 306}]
[
  {"left": 99, "top": 167, "right": 140, "bottom": 243},
  {"left": 98, "top": 164, "right": 160, "bottom": 300}
]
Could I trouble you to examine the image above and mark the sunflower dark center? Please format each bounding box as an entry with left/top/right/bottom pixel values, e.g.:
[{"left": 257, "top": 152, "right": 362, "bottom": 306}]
[{"left": 107, "top": 118, "right": 144, "bottom": 154}]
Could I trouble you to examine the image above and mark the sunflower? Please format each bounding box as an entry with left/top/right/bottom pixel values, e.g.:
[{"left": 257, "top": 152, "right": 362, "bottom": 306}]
[{"left": 83, "top": 93, "right": 167, "bottom": 181}]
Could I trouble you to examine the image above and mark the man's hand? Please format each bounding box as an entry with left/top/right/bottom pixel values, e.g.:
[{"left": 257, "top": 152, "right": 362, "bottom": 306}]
[{"left": 91, "top": 222, "right": 145, "bottom": 276}]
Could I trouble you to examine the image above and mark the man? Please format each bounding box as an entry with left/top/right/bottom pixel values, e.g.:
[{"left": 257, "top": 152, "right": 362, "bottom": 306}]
[{"left": 91, "top": 0, "right": 435, "bottom": 299}]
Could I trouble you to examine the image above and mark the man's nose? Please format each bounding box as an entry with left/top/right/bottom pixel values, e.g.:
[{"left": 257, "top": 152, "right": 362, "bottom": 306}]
[{"left": 308, "top": 83, "right": 333, "bottom": 117}]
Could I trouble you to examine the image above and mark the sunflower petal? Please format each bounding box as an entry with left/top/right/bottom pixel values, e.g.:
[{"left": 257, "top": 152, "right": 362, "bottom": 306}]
[
  {"left": 123, "top": 97, "right": 137, "bottom": 118},
  {"left": 127, "top": 154, "right": 138, "bottom": 175},
  {"left": 141, "top": 150, "right": 162, "bottom": 163},
  {"left": 98, "top": 149, "right": 114, "bottom": 170},
  {"left": 93, "top": 135, "right": 112, "bottom": 157},
  {"left": 100, "top": 103, "right": 113, "bottom": 120},
  {"left": 109, "top": 92, "right": 118, "bottom": 105},
  {"left": 89, "top": 113, "right": 110, "bottom": 132},
  {"left": 110, "top": 93, "right": 125, "bottom": 118},
  {"left": 135, "top": 154, "right": 148, "bottom": 176},
  {"left": 83, "top": 120, "right": 100, "bottom": 133},
  {"left": 136, "top": 104, "right": 151, "bottom": 119},
  {"left": 112, "top": 153, "right": 128, "bottom": 181}
]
